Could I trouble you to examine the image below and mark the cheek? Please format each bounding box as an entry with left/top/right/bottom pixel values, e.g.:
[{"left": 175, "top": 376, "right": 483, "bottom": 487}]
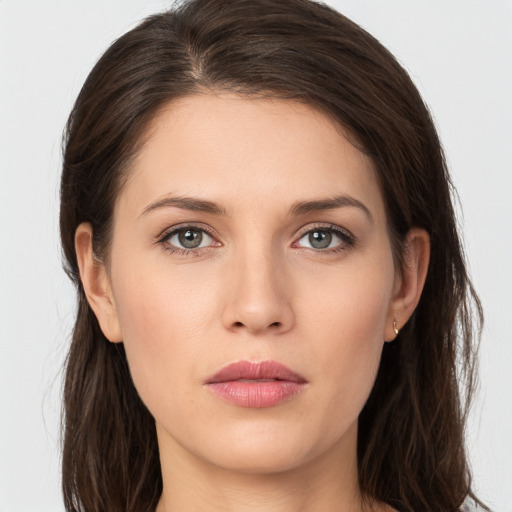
[
  {"left": 298, "top": 253, "right": 394, "bottom": 422},
  {"left": 301, "top": 252, "right": 393, "bottom": 350},
  {"left": 109, "top": 256, "right": 219, "bottom": 411}
]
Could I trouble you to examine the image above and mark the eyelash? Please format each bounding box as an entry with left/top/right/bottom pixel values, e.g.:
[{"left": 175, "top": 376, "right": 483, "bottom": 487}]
[
  {"left": 157, "top": 224, "right": 218, "bottom": 257},
  {"left": 157, "top": 223, "right": 356, "bottom": 257},
  {"left": 293, "top": 223, "right": 356, "bottom": 253}
]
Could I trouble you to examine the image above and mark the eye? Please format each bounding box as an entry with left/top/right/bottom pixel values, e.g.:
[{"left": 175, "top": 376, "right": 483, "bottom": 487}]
[
  {"left": 162, "top": 226, "right": 216, "bottom": 251},
  {"left": 294, "top": 226, "right": 354, "bottom": 251}
]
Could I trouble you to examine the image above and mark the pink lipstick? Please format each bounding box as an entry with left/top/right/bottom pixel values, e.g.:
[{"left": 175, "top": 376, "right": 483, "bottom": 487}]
[{"left": 205, "top": 360, "right": 307, "bottom": 408}]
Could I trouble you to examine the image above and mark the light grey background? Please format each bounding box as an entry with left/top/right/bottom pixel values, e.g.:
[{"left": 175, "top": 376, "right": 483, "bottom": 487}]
[{"left": 1, "top": 1, "right": 511, "bottom": 510}]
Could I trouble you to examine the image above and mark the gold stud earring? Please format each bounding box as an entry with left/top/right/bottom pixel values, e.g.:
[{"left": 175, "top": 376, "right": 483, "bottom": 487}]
[{"left": 393, "top": 319, "right": 399, "bottom": 335}]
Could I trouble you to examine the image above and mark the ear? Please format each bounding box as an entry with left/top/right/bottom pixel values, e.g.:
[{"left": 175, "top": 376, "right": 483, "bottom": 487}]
[
  {"left": 385, "top": 228, "right": 430, "bottom": 342},
  {"left": 75, "top": 222, "right": 123, "bottom": 343}
]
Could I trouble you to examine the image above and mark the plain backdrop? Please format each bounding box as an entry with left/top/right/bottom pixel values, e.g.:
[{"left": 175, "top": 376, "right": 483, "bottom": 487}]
[{"left": 1, "top": 1, "right": 511, "bottom": 510}]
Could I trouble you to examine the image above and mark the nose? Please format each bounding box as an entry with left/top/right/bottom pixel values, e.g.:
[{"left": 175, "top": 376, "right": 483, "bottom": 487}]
[{"left": 221, "top": 246, "right": 295, "bottom": 336}]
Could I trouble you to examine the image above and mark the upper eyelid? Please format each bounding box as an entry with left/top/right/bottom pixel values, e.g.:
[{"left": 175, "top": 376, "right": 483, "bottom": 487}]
[
  {"left": 294, "top": 222, "right": 353, "bottom": 238},
  {"left": 157, "top": 222, "right": 218, "bottom": 241}
]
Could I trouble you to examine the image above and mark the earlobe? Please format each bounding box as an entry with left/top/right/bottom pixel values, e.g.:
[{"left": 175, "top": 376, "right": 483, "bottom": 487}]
[
  {"left": 386, "top": 228, "right": 430, "bottom": 342},
  {"left": 75, "top": 223, "right": 123, "bottom": 343}
]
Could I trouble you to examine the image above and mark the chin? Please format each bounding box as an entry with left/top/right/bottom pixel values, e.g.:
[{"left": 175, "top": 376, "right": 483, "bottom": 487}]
[
  {"left": 209, "top": 442, "right": 311, "bottom": 475},
  {"left": 192, "top": 419, "right": 339, "bottom": 475}
]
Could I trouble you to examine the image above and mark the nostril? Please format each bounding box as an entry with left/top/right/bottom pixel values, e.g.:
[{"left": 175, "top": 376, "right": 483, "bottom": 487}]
[{"left": 232, "top": 321, "right": 281, "bottom": 329}]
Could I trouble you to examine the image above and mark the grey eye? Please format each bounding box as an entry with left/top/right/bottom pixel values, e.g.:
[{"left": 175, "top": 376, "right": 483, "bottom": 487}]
[
  {"left": 308, "top": 230, "right": 332, "bottom": 249},
  {"left": 296, "top": 227, "right": 349, "bottom": 250},
  {"left": 179, "top": 229, "right": 202, "bottom": 248},
  {"left": 168, "top": 228, "right": 213, "bottom": 250}
]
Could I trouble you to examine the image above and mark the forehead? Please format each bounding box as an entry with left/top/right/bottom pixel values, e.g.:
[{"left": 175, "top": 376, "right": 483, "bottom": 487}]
[{"left": 119, "top": 92, "right": 385, "bottom": 223}]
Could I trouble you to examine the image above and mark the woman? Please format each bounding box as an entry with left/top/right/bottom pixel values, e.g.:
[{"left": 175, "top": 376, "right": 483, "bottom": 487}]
[{"left": 59, "top": 0, "right": 488, "bottom": 510}]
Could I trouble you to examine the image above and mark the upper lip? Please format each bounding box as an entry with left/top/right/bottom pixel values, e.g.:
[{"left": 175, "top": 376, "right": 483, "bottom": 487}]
[{"left": 206, "top": 360, "right": 307, "bottom": 384}]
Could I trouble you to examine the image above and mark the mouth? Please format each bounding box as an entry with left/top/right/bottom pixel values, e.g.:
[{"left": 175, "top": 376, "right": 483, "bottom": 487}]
[{"left": 205, "top": 360, "right": 307, "bottom": 408}]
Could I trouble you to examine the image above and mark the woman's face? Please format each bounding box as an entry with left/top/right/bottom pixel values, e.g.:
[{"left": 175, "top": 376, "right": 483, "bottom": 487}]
[{"left": 105, "top": 93, "right": 399, "bottom": 473}]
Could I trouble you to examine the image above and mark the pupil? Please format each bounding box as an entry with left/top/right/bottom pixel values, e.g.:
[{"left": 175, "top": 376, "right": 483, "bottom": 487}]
[
  {"left": 309, "top": 230, "right": 331, "bottom": 249},
  {"left": 179, "top": 229, "right": 202, "bottom": 248}
]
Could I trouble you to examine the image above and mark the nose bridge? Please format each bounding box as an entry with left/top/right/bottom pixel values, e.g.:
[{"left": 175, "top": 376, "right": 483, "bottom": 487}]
[{"left": 223, "top": 233, "right": 293, "bottom": 334}]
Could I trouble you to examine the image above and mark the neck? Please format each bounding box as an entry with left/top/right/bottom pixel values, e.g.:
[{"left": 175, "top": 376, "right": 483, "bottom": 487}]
[{"left": 155, "top": 422, "right": 380, "bottom": 512}]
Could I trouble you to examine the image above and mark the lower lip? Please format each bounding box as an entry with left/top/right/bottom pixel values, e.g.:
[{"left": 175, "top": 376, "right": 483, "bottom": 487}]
[{"left": 207, "top": 381, "right": 305, "bottom": 408}]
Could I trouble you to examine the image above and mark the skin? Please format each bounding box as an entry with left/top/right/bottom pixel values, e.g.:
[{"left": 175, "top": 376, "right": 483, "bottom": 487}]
[{"left": 76, "top": 93, "right": 429, "bottom": 512}]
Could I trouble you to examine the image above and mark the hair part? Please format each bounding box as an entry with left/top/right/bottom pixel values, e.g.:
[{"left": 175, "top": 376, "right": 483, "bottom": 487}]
[{"left": 60, "top": 1, "right": 486, "bottom": 510}]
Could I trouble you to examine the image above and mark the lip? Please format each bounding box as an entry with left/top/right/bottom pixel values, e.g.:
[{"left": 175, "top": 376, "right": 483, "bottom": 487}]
[{"left": 205, "top": 360, "right": 307, "bottom": 408}]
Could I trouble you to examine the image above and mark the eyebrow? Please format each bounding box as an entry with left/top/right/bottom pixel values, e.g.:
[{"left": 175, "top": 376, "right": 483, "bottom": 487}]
[
  {"left": 139, "top": 196, "right": 227, "bottom": 217},
  {"left": 289, "top": 195, "right": 373, "bottom": 223},
  {"left": 139, "top": 193, "right": 373, "bottom": 222}
]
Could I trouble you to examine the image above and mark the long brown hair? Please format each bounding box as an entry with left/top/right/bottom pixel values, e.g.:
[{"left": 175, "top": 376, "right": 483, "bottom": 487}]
[{"left": 60, "top": 1, "right": 486, "bottom": 510}]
